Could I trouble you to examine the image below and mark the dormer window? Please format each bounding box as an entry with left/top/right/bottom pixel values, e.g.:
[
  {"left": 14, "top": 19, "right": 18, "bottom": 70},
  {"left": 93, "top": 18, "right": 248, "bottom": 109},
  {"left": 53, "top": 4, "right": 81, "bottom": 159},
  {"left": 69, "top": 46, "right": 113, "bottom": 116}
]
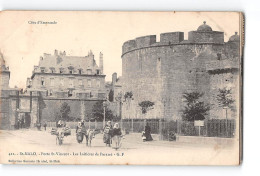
[
  {"left": 68, "top": 66, "right": 74, "bottom": 74},
  {"left": 50, "top": 67, "right": 55, "bottom": 73},
  {"left": 59, "top": 68, "right": 64, "bottom": 74},
  {"left": 87, "top": 69, "right": 92, "bottom": 75},
  {"left": 96, "top": 70, "right": 100, "bottom": 75},
  {"left": 40, "top": 67, "right": 45, "bottom": 73}
]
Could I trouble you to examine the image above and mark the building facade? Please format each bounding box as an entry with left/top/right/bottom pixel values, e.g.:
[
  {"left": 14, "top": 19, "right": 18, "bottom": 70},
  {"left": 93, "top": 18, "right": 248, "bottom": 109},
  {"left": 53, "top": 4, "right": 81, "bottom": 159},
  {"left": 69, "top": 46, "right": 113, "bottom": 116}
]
[
  {"left": 1, "top": 53, "right": 41, "bottom": 130},
  {"left": 105, "top": 73, "right": 123, "bottom": 118},
  {"left": 0, "top": 50, "right": 107, "bottom": 129},
  {"left": 121, "top": 22, "right": 240, "bottom": 120},
  {"left": 26, "top": 50, "right": 107, "bottom": 123}
]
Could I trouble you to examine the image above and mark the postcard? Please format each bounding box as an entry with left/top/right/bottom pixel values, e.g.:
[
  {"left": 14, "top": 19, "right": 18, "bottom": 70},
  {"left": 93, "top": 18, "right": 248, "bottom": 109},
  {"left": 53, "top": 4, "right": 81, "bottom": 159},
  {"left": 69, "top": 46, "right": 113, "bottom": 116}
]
[{"left": 0, "top": 11, "right": 243, "bottom": 165}]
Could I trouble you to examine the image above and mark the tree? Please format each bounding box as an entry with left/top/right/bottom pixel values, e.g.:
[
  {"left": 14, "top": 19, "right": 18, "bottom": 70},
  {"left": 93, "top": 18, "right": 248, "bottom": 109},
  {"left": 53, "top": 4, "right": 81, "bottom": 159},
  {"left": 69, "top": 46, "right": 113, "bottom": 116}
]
[
  {"left": 181, "top": 92, "right": 210, "bottom": 121},
  {"left": 92, "top": 101, "right": 114, "bottom": 121},
  {"left": 108, "top": 89, "right": 114, "bottom": 102},
  {"left": 138, "top": 101, "right": 155, "bottom": 114},
  {"left": 124, "top": 91, "right": 133, "bottom": 100},
  {"left": 216, "top": 88, "right": 235, "bottom": 109},
  {"left": 59, "top": 102, "right": 71, "bottom": 121}
]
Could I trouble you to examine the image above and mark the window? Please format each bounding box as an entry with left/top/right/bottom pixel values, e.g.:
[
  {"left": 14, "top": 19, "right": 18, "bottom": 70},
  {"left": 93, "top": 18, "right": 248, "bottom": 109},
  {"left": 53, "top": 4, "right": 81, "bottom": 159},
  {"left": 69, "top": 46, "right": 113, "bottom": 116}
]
[
  {"left": 87, "top": 69, "right": 92, "bottom": 75},
  {"left": 41, "top": 68, "right": 45, "bottom": 73},
  {"left": 60, "top": 78, "right": 64, "bottom": 86},
  {"left": 50, "top": 78, "right": 54, "bottom": 87},
  {"left": 69, "top": 70, "right": 73, "bottom": 74},
  {"left": 87, "top": 79, "right": 91, "bottom": 87},
  {"left": 79, "top": 69, "right": 82, "bottom": 75},
  {"left": 97, "top": 80, "right": 100, "bottom": 88},
  {"left": 79, "top": 79, "right": 83, "bottom": 87},
  {"left": 49, "top": 90, "right": 53, "bottom": 96},
  {"left": 96, "top": 70, "right": 100, "bottom": 75},
  {"left": 41, "top": 77, "right": 45, "bottom": 86},
  {"left": 69, "top": 78, "right": 74, "bottom": 88}
]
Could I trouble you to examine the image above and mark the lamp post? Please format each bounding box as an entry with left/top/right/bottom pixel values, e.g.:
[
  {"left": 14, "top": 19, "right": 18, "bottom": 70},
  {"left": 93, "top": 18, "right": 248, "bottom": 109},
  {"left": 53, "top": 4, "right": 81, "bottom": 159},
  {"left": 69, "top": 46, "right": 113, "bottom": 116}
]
[
  {"left": 115, "top": 92, "right": 123, "bottom": 129},
  {"left": 103, "top": 100, "right": 108, "bottom": 129},
  {"left": 223, "top": 106, "right": 228, "bottom": 137}
]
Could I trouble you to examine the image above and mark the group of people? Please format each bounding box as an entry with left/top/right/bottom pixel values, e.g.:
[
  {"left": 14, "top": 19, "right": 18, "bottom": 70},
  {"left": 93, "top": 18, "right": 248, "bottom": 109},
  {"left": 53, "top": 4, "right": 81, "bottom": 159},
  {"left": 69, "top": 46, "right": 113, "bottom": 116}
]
[
  {"left": 75, "top": 120, "right": 122, "bottom": 148},
  {"left": 76, "top": 120, "right": 93, "bottom": 144},
  {"left": 53, "top": 119, "right": 153, "bottom": 147},
  {"left": 17, "top": 118, "right": 25, "bottom": 129},
  {"left": 103, "top": 121, "right": 123, "bottom": 148}
]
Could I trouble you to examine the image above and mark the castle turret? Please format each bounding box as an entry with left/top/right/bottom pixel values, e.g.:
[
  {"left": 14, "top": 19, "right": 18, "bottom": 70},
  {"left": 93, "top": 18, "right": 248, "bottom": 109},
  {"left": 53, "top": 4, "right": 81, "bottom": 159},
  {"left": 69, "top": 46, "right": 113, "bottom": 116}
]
[
  {"left": 0, "top": 52, "right": 10, "bottom": 88},
  {"left": 99, "top": 52, "right": 103, "bottom": 74},
  {"left": 188, "top": 21, "right": 224, "bottom": 44},
  {"left": 112, "top": 72, "right": 117, "bottom": 86}
]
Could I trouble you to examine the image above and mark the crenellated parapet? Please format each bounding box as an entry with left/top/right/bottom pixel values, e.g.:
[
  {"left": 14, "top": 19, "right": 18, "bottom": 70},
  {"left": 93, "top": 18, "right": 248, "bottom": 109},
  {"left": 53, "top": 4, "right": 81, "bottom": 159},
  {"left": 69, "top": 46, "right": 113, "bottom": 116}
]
[
  {"left": 122, "top": 33, "right": 185, "bottom": 55},
  {"left": 122, "top": 22, "right": 226, "bottom": 56}
]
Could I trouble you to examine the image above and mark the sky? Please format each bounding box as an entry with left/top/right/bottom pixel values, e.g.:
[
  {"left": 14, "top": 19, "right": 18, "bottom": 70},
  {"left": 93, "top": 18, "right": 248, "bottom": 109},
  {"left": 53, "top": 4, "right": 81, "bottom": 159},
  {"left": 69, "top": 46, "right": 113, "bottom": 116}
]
[{"left": 0, "top": 11, "right": 241, "bottom": 88}]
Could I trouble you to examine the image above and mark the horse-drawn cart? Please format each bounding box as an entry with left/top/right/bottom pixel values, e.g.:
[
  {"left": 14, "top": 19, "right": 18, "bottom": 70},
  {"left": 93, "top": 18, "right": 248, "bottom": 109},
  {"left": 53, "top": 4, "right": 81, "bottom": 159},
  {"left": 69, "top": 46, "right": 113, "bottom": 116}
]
[{"left": 51, "top": 127, "right": 71, "bottom": 145}]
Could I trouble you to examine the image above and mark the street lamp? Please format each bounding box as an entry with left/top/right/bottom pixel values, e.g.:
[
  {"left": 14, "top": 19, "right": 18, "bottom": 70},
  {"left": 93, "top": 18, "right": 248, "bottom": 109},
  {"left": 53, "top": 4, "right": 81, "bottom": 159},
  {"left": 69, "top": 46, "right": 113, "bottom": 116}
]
[
  {"left": 223, "top": 106, "right": 228, "bottom": 137},
  {"left": 115, "top": 92, "right": 123, "bottom": 129},
  {"left": 103, "top": 100, "right": 108, "bottom": 129}
]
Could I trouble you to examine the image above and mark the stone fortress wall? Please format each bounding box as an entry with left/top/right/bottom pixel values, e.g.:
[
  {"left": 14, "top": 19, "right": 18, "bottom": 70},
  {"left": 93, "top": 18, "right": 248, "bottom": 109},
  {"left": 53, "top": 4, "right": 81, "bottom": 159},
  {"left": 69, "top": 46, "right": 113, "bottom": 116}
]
[{"left": 121, "top": 22, "right": 240, "bottom": 120}]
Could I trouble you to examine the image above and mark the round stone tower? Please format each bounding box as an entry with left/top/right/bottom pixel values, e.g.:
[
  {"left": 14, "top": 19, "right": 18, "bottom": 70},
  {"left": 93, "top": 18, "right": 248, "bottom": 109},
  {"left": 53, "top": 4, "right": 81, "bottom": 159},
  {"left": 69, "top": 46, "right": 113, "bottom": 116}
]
[{"left": 121, "top": 22, "right": 239, "bottom": 120}]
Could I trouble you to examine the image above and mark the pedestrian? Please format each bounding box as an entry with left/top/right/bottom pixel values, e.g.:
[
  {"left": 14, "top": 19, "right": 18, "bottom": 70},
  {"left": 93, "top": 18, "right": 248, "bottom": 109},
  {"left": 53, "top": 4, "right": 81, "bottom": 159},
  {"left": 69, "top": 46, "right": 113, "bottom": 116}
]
[
  {"left": 43, "top": 122, "right": 47, "bottom": 131},
  {"left": 111, "top": 123, "right": 122, "bottom": 149},
  {"left": 144, "top": 123, "right": 153, "bottom": 141},
  {"left": 103, "top": 121, "right": 113, "bottom": 147}
]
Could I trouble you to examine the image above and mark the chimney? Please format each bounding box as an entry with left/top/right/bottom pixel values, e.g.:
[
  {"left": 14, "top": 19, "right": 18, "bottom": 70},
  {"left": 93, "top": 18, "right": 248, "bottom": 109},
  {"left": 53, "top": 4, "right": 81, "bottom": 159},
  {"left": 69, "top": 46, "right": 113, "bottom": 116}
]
[
  {"left": 54, "top": 49, "right": 58, "bottom": 56},
  {"left": 26, "top": 78, "right": 31, "bottom": 88},
  {"left": 99, "top": 52, "right": 103, "bottom": 74},
  {"left": 112, "top": 72, "right": 117, "bottom": 86}
]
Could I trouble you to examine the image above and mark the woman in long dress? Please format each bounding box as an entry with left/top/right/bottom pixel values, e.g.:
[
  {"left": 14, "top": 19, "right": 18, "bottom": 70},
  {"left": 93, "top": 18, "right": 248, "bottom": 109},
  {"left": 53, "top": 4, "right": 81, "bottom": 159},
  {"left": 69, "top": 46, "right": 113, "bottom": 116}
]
[
  {"left": 144, "top": 123, "right": 153, "bottom": 141},
  {"left": 111, "top": 123, "right": 122, "bottom": 150},
  {"left": 103, "top": 121, "right": 113, "bottom": 147}
]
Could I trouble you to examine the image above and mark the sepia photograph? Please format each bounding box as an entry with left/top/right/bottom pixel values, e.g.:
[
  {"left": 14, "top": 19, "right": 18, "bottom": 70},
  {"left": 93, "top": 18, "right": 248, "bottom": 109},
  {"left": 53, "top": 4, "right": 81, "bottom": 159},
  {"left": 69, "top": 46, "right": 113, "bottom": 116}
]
[{"left": 0, "top": 11, "right": 243, "bottom": 165}]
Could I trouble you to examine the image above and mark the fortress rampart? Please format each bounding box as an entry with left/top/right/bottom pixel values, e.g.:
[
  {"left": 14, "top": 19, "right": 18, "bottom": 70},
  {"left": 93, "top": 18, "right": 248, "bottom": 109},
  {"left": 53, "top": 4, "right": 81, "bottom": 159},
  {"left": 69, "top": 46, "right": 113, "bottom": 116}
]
[
  {"left": 121, "top": 22, "right": 240, "bottom": 120},
  {"left": 122, "top": 30, "right": 224, "bottom": 56}
]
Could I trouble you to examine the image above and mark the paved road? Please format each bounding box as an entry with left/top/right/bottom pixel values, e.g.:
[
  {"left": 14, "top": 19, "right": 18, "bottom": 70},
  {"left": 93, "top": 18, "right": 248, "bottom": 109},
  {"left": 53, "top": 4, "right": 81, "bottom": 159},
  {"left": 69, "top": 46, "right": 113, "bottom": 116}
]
[
  {"left": 0, "top": 128, "right": 231, "bottom": 151},
  {"left": 0, "top": 129, "right": 238, "bottom": 165}
]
